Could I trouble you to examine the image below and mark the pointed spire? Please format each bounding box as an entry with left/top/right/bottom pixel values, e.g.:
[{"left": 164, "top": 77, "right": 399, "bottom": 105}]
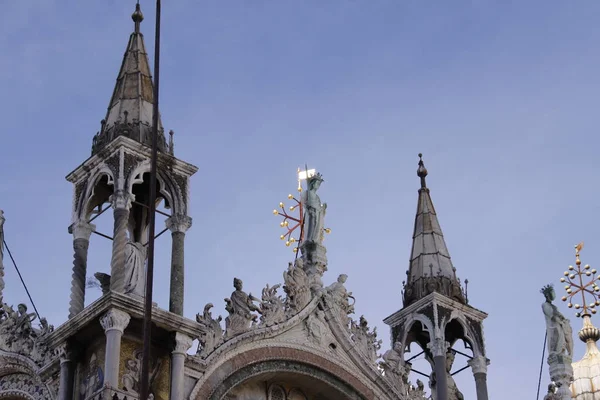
[
  {"left": 403, "top": 154, "right": 465, "bottom": 306},
  {"left": 91, "top": 3, "right": 166, "bottom": 155}
]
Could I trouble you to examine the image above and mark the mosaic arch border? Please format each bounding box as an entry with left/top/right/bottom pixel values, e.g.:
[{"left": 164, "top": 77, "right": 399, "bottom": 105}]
[{"left": 190, "top": 346, "right": 375, "bottom": 400}]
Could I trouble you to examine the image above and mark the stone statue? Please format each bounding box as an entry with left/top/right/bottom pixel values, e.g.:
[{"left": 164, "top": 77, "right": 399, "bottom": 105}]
[
  {"left": 196, "top": 303, "right": 223, "bottom": 358},
  {"left": 283, "top": 261, "right": 311, "bottom": 315},
  {"left": 446, "top": 351, "right": 464, "bottom": 400},
  {"left": 224, "top": 278, "right": 261, "bottom": 338},
  {"left": 124, "top": 241, "right": 146, "bottom": 299},
  {"left": 543, "top": 383, "right": 561, "bottom": 400},
  {"left": 302, "top": 173, "right": 327, "bottom": 243},
  {"left": 429, "top": 351, "right": 464, "bottom": 400},
  {"left": 379, "top": 341, "right": 410, "bottom": 392},
  {"left": 351, "top": 315, "right": 381, "bottom": 362},
  {"left": 541, "top": 284, "right": 573, "bottom": 356},
  {"left": 259, "top": 284, "right": 285, "bottom": 326},
  {"left": 326, "top": 274, "right": 355, "bottom": 324},
  {"left": 80, "top": 352, "right": 104, "bottom": 400}
]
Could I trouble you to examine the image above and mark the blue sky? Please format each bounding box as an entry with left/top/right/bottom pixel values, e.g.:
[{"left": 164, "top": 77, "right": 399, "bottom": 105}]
[{"left": 2, "top": 1, "right": 600, "bottom": 398}]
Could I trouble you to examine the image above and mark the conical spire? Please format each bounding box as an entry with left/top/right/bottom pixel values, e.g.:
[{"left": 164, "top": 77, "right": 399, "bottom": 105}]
[
  {"left": 403, "top": 154, "right": 465, "bottom": 306},
  {"left": 91, "top": 3, "right": 167, "bottom": 155}
]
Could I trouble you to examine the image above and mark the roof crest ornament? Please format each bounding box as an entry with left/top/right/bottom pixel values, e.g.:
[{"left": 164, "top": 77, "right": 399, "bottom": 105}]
[
  {"left": 560, "top": 242, "right": 600, "bottom": 319},
  {"left": 132, "top": 2, "right": 144, "bottom": 34},
  {"left": 417, "top": 153, "right": 428, "bottom": 189}
]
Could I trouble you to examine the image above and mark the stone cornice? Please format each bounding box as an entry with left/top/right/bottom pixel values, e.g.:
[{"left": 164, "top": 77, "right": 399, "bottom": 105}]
[
  {"left": 66, "top": 136, "right": 198, "bottom": 183},
  {"left": 45, "top": 292, "right": 207, "bottom": 348},
  {"left": 383, "top": 291, "right": 488, "bottom": 327}
]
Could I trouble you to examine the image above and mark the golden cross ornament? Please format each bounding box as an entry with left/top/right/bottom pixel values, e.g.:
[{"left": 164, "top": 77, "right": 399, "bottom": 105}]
[{"left": 561, "top": 242, "right": 600, "bottom": 318}]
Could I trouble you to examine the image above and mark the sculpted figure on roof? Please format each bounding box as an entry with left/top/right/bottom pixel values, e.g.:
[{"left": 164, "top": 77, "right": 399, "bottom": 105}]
[
  {"left": 224, "top": 278, "right": 261, "bottom": 338},
  {"left": 541, "top": 284, "right": 573, "bottom": 357},
  {"left": 302, "top": 172, "right": 327, "bottom": 244}
]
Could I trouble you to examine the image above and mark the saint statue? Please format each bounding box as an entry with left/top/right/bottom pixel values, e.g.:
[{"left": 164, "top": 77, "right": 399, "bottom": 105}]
[
  {"left": 326, "top": 274, "right": 355, "bottom": 323},
  {"left": 124, "top": 241, "right": 146, "bottom": 298},
  {"left": 224, "top": 278, "right": 261, "bottom": 337},
  {"left": 302, "top": 173, "right": 327, "bottom": 243},
  {"left": 541, "top": 284, "right": 573, "bottom": 356}
]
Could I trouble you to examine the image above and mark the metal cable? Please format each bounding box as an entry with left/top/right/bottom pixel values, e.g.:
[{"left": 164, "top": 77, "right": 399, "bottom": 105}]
[
  {"left": 536, "top": 331, "right": 548, "bottom": 400},
  {"left": 2, "top": 238, "right": 41, "bottom": 320}
]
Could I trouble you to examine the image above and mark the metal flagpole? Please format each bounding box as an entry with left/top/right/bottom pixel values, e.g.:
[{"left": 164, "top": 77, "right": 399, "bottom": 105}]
[{"left": 140, "top": 0, "right": 161, "bottom": 398}]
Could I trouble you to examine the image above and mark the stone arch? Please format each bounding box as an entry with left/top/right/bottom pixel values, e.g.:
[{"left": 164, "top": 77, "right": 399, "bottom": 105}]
[
  {"left": 0, "top": 353, "right": 52, "bottom": 400},
  {"left": 443, "top": 312, "right": 484, "bottom": 358},
  {"left": 0, "top": 390, "right": 36, "bottom": 400},
  {"left": 126, "top": 160, "right": 184, "bottom": 215},
  {"left": 398, "top": 313, "right": 435, "bottom": 359},
  {"left": 190, "top": 346, "right": 375, "bottom": 400},
  {"left": 78, "top": 167, "right": 115, "bottom": 221}
]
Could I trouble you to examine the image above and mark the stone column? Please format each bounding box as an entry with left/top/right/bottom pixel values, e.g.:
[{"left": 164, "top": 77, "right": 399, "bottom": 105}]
[
  {"left": 100, "top": 308, "right": 131, "bottom": 388},
  {"left": 68, "top": 220, "right": 95, "bottom": 318},
  {"left": 170, "top": 332, "right": 193, "bottom": 400},
  {"left": 56, "top": 343, "right": 76, "bottom": 400},
  {"left": 428, "top": 338, "right": 449, "bottom": 400},
  {"left": 468, "top": 355, "right": 490, "bottom": 400},
  {"left": 166, "top": 214, "right": 192, "bottom": 315},
  {"left": 109, "top": 191, "right": 133, "bottom": 292}
]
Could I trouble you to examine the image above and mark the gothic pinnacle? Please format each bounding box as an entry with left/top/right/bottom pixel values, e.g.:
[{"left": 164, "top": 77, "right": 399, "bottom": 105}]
[{"left": 417, "top": 153, "right": 428, "bottom": 189}]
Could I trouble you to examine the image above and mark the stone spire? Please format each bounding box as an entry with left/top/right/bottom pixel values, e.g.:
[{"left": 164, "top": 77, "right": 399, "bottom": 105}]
[
  {"left": 403, "top": 154, "right": 465, "bottom": 306},
  {"left": 91, "top": 2, "right": 167, "bottom": 155}
]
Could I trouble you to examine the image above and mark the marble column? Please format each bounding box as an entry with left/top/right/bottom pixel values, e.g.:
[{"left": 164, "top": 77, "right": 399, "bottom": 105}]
[
  {"left": 166, "top": 215, "right": 192, "bottom": 315},
  {"left": 428, "top": 338, "right": 449, "bottom": 400},
  {"left": 468, "top": 355, "right": 490, "bottom": 400},
  {"left": 57, "top": 343, "right": 76, "bottom": 400},
  {"left": 68, "top": 220, "right": 95, "bottom": 318},
  {"left": 100, "top": 308, "right": 131, "bottom": 388},
  {"left": 109, "top": 191, "right": 133, "bottom": 293},
  {"left": 170, "top": 332, "right": 193, "bottom": 400}
]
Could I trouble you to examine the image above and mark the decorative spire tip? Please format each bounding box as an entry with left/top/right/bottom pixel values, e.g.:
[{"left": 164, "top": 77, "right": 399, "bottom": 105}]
[
  {"left": 132, "top": 2, "right": 144, "bottom": 33},
  {"left": 417, "top": 153, "right": 428, "bottom": 188}
]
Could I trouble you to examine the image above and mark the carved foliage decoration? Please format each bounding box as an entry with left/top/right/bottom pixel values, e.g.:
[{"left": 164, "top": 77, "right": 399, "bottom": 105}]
[{"left": 0, "top": 373, "right": 51, "bottom": 400}]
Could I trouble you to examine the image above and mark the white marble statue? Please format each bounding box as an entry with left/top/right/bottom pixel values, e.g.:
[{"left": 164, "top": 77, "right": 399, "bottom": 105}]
[
  {"left": 541, "top": 284, "right": 573, "bottom": 357},
  {"left": 302, "top": 173, "right": 327, "bottom": 243},
  {"left": 124, "top": 241, "right": 146, "bottom": 298},
  {"left": 224, "top": 278, "right": 261, "bottom": 338}
]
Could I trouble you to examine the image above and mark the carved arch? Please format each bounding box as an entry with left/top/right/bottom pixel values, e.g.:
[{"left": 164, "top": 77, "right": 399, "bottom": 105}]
[
  {"left": 189, "top": 346, "right": 374, "bottom": 400},
  {"left": 126, "top": 159, "right": 184, "bottom": 215},
  {"left": 0, "top": 353, "right": 54, "bottom": 400},
  {"left": 397, "top": 313, "right": 435, "bottom": 359},
  {"left": 77, "top": 167, "right": 115, "bottom": 221},
  {"left": 0, "top": 390, "right": 36, "bottom": 400},
  {"left": 443, "top": 311, "right": 484, "bottom": 358}
]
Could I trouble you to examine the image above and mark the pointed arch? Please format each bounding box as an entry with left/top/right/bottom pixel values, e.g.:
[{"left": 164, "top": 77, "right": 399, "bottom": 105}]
[
  {"left": 77, "top": 166, "right": 115, "bottom": 221},
  {"left": 126, "top": 159, "right": 184, "bottom": 215}
]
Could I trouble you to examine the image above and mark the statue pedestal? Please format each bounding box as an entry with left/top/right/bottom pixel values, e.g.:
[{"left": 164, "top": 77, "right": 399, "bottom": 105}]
[
  {"left": 547, "top": 353, "right": 573, "bottom": 400},
  {"left": 300, "top": 241, "right": 327, "bottom": 293}
]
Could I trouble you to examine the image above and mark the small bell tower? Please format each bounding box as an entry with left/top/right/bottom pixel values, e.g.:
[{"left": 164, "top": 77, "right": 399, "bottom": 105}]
[
  {"left": 384, "top": 154, "right": 490, "bottom": 400},
  {"left": 65, "top": 2, "right": 197, "bottom": 318},
  {"left": 47, "top": 4, "right": 199, "bottom": 400}
]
